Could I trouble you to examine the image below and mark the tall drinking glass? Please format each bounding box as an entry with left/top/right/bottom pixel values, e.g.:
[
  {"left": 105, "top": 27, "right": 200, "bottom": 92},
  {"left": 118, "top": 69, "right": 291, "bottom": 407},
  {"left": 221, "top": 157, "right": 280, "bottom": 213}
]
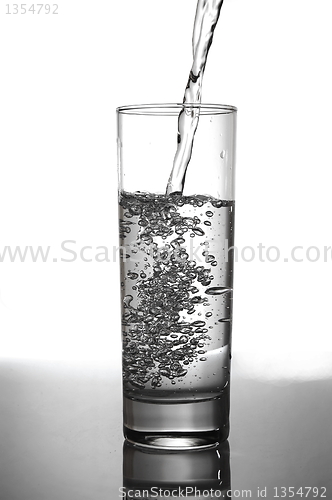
[{"left": 117, "top": 104, "right": 236, "bottom": 449}]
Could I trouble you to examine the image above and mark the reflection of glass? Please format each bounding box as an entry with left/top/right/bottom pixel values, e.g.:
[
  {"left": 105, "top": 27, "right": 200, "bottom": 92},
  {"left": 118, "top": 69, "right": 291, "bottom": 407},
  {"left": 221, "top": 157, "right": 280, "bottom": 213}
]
[
  {"left": 122, "top": 439, "right": 231, "bottom": 498},
  {"left": 118, "top": 105, "right": 236, "bottom": 448}
]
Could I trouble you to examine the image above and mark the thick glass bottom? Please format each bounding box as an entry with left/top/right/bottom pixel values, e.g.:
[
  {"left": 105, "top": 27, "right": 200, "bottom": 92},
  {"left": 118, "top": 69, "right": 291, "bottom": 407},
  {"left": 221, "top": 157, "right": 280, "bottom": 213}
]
[{"left": 123, "top": 389, "right": 229, "bottom": 449}]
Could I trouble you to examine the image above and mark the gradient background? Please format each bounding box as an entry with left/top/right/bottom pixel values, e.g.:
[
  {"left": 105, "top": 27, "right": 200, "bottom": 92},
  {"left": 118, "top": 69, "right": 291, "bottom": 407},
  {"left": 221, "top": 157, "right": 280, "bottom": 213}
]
[{"left": 0, "top": 0, "right": 332, "bottom": 498}]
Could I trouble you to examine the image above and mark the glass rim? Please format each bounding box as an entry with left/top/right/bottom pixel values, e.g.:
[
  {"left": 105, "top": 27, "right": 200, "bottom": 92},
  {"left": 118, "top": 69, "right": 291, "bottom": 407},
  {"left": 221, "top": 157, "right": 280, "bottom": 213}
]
[{"left": 117, "top": 103, "right": 237, "bottom": 116}]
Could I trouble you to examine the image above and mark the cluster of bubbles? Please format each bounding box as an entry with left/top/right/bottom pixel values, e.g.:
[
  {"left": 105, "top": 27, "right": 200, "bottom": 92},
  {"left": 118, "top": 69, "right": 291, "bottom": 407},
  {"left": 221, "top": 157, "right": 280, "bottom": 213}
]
[{"left": 119, "top": 191, "right": 227, "bottom": 391}]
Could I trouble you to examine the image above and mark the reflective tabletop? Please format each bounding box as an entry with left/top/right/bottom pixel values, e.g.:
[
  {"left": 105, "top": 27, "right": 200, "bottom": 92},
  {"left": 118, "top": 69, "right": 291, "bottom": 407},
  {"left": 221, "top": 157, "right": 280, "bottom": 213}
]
[{"left": 0, "top": 358, "right": 331, "bottom": 499}]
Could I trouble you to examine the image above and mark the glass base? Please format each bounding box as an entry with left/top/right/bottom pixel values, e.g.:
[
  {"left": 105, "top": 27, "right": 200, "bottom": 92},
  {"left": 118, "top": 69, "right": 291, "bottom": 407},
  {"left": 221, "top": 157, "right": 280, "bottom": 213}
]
[{"left": 123, "top": 391, "right": 229, "bottom": 449}]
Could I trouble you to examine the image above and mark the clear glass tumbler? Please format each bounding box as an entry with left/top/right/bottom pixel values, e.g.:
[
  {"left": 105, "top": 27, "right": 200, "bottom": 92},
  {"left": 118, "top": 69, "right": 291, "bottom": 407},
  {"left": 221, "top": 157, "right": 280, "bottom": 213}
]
[{"left": 117, "top": 104, "right": 236, "bottom": 449}]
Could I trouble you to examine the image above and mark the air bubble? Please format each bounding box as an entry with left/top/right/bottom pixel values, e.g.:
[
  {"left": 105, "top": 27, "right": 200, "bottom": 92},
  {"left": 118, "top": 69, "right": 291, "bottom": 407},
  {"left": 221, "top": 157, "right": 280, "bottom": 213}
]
[
  {"left": 191, "top": 321, "right": 206, "bottom": 327},
  {"left": 205, "top": 286, "right": 232, "bottom": 295},
  {"left": 123, "top": 295, "right": 133, "bottom": 307},
  {"left": 141, "top": 234, "right": 153, "bottom": 244},
  {"left": 211, "top": 200, "right": 223, "bottom": 208},
  {"left": 193, "top": 227, "right": 205, "bottom": 236}
]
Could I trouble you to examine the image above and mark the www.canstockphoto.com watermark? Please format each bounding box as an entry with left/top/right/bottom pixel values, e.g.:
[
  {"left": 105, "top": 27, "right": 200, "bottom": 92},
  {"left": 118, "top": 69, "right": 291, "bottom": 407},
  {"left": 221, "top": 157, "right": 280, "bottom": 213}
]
[{"left": 0, "top": 240, "right": 331, "bottom": 264}]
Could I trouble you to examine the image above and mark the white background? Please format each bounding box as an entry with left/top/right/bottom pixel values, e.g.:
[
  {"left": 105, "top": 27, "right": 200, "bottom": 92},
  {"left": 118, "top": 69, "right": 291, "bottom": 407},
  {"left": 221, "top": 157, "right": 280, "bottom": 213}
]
[{"left": 0, "top": 0, "right": 331, "bottom": 379}]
